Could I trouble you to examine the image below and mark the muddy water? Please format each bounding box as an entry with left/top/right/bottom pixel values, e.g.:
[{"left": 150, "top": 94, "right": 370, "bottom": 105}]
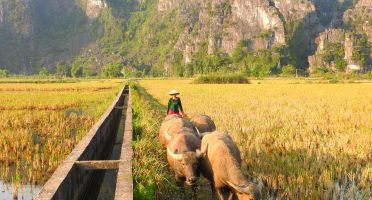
[{"left": 0, "top": 181, "right": 41, "bottom": 200}]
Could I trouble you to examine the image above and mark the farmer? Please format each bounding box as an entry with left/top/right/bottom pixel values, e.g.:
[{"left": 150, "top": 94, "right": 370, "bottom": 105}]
[{"left": 167, "top": 89, "right": 184, "bottom": 117}]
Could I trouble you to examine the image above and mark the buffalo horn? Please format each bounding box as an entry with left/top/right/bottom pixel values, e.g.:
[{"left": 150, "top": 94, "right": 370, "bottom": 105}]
[
  {"left": 167, "top": 146, "right": 183, "bottom": 160},
  {"left": 196, "top": 144, "right": 208, "bottom": 158},
  {"left": 195, "top": 127, "right": 201, "bottom": 136},
  {"left": 226, "top": 181, "right": 252, "bottom": 194}
]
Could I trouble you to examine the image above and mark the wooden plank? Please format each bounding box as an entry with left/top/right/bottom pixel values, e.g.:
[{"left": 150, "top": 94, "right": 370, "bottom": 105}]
[{"left": 75, "top": 160, "right": 120, "bottom": 170}]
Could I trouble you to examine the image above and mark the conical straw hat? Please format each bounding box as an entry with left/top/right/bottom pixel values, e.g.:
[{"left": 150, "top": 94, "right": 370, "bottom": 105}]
[{"left": 169, "top": 89, "right": 180, "bottom": 95}]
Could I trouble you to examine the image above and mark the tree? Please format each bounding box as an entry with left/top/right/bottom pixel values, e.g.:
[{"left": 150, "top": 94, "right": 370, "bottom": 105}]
[
  {"left": 203, "top": 55, "right": 217, "bottom": 74},
  {"left": 232, "top": 40, "right": 249, "bottom": 63},
  {"left": 38, "top": 67, "right": 49, "bottom": 77},
  {"left": 191, "top": 42, "right": 208, "bottom": 74},
  {"left": 244, "top": 50, "right": 280, "bottom": 77},
  {"left": 171, "top": 51, "right": 184, "bottom": 77},
  {"left": 0, "top": 69, "right": 9, "bottom": 77},
  {"left": 352, "top": 34, "right": 371, "bottom": 67},
  {"left": 232, "top": 46, "right": 245, "bottom": 63},
  {"left": 121, "top": 66, "right": 134, "bottom": 78},
  {"left": 184, "top": 63, "right": 194, "bottom": 77},
  {"left": 83, "top": 68, "right": 97, "bottom": 77},
  {"left": 56, "top": 63, "right": 71, "bottom": 77},
  {"left": 273, "top": 45, "right": 295, "bottom": 66},
  {"left": 102, "top": 62, "right": 123, "bottom": 77},
  {"left": 281, "top": 64, "right": 296, "bottom": 76},
  {"left": 150, "top": 62, "right": 165, "bottom": 77},
  {"left": 71, "top": 64, "right": 83, "bottom": 77},
  {"left": 321, "top": 43, "right": 346, "bottom": 71}
]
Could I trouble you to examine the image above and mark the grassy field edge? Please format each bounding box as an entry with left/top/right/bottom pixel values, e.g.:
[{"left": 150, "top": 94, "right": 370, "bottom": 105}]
[{"left": 131, "top": 82, "right": 192, "bottom": 199}]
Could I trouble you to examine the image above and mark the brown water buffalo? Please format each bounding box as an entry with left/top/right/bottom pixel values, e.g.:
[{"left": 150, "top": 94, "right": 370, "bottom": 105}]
[
  {"left": 159, "top": 117, "right": 196, "bottom": 148},
  {"left": 200, "top": 132, "right": 261, "bottom": 200},
  {"left": 167, "top": 131, "right": 207, "bottom": 199},
  {"left": 164, "top": 114, "right": 181, "bottom": 121},
  {"left": 191, "top": 114, "right": 216, "bottom": 134}
]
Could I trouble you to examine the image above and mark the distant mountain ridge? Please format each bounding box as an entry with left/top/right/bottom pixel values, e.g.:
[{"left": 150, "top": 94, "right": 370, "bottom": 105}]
[
  {"left": 0, "top": 0, "right": 371, "bottom": 75},
  {"left": 0, "top": 0, "right": 107, "bottom": 73}
]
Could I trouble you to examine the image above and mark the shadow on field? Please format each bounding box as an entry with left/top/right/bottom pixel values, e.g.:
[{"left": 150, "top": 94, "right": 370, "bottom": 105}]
[
  {"left": 241, "top": 144, "right": 371, "bottom": 199},
  {"left": 132, "top": 83, "right": 167, "bottom": 113}
]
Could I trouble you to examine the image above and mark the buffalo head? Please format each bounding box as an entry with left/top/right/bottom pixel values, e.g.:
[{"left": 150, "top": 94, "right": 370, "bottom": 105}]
[
  {"left": 227, "top": 181, "right": 262, "bottom": 200},
  {"left": 167, "top": 145, "right": 208, "bottom": 186}
]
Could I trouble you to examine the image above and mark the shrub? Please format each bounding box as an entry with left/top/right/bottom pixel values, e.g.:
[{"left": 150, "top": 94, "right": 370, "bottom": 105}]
[
  {"left": 102, "top": 62, "right": 123, "bottom": 77},
  {"left": 281, "top": 64, "right": 296, "bottom": 76},
  {"left": 193, "top": 74, "right": 250, "bottom": 84},
  {"left": 321, "top": 43, "right": 347, "bottom": 71},
  {"left": 352, "top": 34, "right": 371, "bottom": 66},
  {"left": 329, "top": 78, "right": 339, "bottom": 84},
  {"left": 83, "top": 68, "right": 97, "bottom": 77},
  {"left": 38, "top": 67, "right": 49, "bottom": 77},
  {"left": 71, "top": 64, "right": 83, "bottom": 77},
  {"left": 0, "top": 69, "right": 9, "bottom": 77},
  {"left": 56, "top": 64, "right": 71, "bottom": 77}
]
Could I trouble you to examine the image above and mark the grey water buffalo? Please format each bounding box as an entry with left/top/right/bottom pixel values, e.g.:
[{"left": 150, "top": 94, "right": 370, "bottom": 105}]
[
  {"left": 159, "top": 117, "right": 197, "bottom": 148},
  {"left": 191, "top": 114, "right": 216, "bottom": 134},
  {"left": 167, "top": 131, "right": 207, "bottom": 199},
  {"left": 200, "top": 132, "right": 261, "bottom": 200}
]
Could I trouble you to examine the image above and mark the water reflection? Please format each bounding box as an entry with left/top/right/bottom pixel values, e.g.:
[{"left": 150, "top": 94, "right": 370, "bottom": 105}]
[{"left": 0, "top": 180, "right": 41, "bottom": 200}]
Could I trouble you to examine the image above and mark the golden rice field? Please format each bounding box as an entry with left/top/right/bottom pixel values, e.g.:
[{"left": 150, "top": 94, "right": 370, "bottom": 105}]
[
  {"left": 139, "top": 79, "right": 372, "bottom": 199},
  {"left": 0, "top": 79, "right": 124, "bottom": 186}
]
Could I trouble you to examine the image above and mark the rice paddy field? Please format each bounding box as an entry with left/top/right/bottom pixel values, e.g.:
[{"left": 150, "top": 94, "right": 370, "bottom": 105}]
[
  {"left": 138, "top": 79, "right": 372, "bottom": 199},
  {"left": 0, "top": 79, "right": 124, "bottom": 198}
]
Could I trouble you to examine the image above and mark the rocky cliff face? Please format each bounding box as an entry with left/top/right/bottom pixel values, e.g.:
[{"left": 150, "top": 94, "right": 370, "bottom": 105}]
[
  {"left": 0, "top": 0, "right": 32, "bottom": 35},
  {"left": 344, "top": 0, "right": 372, "bottom": 42},
  {"left": 161, "top": 0, "right": 294, "bottom": 64},
  {"left": 161, "top": 0, "right": 372, "bottom": 72},
  {"left": 224, "top": 0, "right": 286, "bottom": 51},
  {"left": 1, "top": 0, "right": 371, "bottom": 74},
  {"left": 308, "top": 0, "right": 372, "bottom": 72},
  {"left": 158, "top": 0, "right": 372, "bottom": 72},
  {"left": 0, "top": 0, "right": 106, "bottom": 73},
  {"left": 158, "top": 0, "right": 180, "bottom": 12},
  {"left": 157, "top": 0, "right": 323, "bottom": 69},
  {"left": 0, "top": 0, "right": 33, "bottom": 72},
  {"left": 0, "top": 4, "right": 4, "bottom": 23},
  {"left": 316, "top": 29, "right": 345, "bottom": 52},
  {"left": 82, "top": 0, "right": 107, "bottom": 19},
  {"left": 273, "top": 0, "right": 315, "bottom": 23},
  {"left": 308, "top": 29, "right": 345, "bottom": 72}
]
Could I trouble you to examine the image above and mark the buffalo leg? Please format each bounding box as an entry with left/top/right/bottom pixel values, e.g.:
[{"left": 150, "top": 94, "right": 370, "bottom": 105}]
[
  {"left": 175, "top": 176, "right": 186, "bottom": 200},
  {"left": 216, "top": 187, "right": 228, "bottom": 200},
  {"left": 227, "top": 192, "right": 234, "bottom": 200},
  {"left": 177, "top": 186, "right": 186, "bottom": 200},
  {"left": 191, "top": 185, "right": 198, "bottom": 200},
  {"left": 210, "top": 183, "right": 217, "bottom": 200}
]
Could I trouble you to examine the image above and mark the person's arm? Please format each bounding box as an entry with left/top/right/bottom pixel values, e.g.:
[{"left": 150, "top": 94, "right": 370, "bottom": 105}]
[
  {"left": 178, "top": 98, "right": 184, "bottom": 113},
  {"left": 167, "top": 98, "right": 171, "bottom": 114}
]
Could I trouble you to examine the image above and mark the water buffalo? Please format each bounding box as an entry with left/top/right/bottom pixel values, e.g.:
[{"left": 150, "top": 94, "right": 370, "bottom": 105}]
[
  {"left": 167, "top": 131, "right": 207, "bottom": 199},
  {"left": 200, "top": 132, "right": 261, "bottom": 200},
  {"left": 164, "top": 114, "right": 181, "bottom": 121},
  {"left": 191, "top": 114, "right": 216, "bottom": 134},
  {"left": 159, "top": 117, "right": 196, "bottom": 148}
]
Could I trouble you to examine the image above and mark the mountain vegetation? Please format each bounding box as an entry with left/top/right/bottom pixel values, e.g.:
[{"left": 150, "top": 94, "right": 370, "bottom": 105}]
[{"left": 0, "top": 0, "right": 371, "bottom": 76}]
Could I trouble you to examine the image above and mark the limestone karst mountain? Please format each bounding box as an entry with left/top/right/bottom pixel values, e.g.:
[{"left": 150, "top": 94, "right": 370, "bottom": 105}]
[{"left": 0, "top": 0, "right": 370, "bottom": 75}]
